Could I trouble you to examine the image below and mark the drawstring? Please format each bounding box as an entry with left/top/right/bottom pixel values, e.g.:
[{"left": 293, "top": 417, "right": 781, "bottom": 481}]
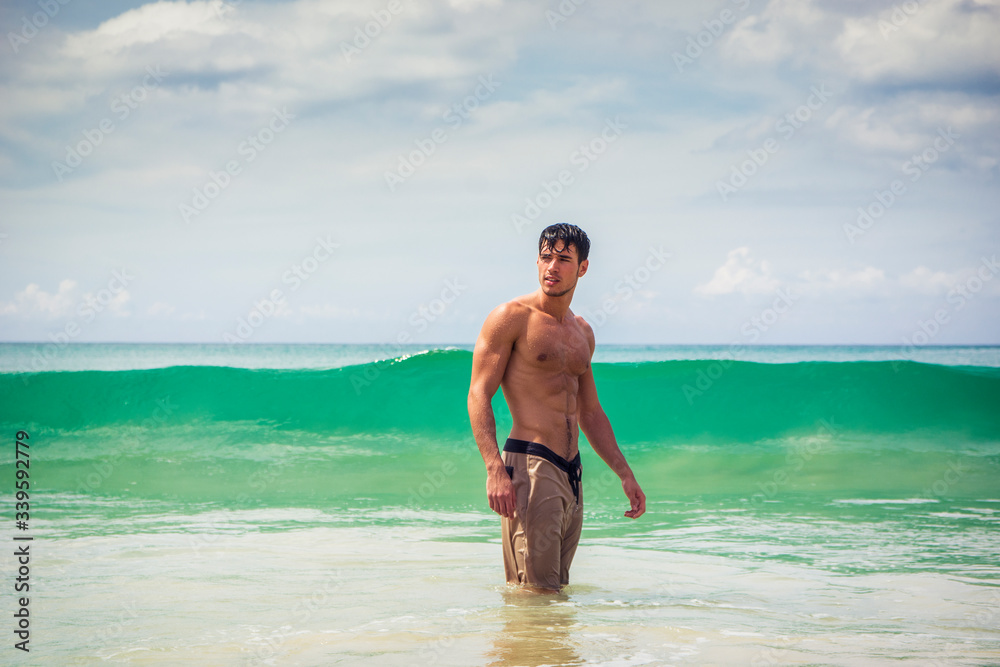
[{"left": 568, "top": 460, "right": 581, "bottom": 506}]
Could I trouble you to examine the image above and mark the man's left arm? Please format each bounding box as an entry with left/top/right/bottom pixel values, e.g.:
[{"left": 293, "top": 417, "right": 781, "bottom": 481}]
[{"left": 576, "top": 325, "right": 646, "bottom": 519}]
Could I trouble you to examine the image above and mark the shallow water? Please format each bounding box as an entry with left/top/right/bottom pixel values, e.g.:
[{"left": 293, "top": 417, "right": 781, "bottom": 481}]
[{"left": 11, "top": 497, "right": 997, "bottom": 666}]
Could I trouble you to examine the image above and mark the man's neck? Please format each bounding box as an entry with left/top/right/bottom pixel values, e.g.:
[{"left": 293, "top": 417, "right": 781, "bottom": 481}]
[{"left": 535, "top": 288, "right": 574, "bottom": 322}]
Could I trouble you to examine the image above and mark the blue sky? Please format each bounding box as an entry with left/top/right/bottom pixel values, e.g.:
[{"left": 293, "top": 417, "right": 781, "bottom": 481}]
[{"left": 1, "top": 0, "right": 998, "bottom": 345}]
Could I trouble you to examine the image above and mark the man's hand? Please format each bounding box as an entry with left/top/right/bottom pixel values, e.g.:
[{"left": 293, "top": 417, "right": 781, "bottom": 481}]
[
  {"left": 487, "top": 469, "right": 517, "bottom": 518},
  {"left": 622, "top": 475, "right": 646, "bottom": 519}
]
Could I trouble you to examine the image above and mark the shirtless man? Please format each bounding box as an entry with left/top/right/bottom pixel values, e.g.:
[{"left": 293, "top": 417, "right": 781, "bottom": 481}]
[{"left": 468, "top": 223, "right": 646, "bottom": 592}]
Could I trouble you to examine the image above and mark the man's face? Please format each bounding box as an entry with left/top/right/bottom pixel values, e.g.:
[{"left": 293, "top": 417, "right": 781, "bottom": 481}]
[{"left": 537, "top": 240, "right": 588, "bottom": 297}]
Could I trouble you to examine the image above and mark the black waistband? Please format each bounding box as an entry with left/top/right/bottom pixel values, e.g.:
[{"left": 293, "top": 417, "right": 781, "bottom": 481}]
[{"left": 503, "top": 438, "right": 582, "bottom": 503}]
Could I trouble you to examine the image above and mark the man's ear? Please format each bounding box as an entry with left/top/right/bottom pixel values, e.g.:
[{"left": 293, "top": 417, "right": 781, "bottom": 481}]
[{"left": 578, "top": 259, "right": 589, "bottom": 277}]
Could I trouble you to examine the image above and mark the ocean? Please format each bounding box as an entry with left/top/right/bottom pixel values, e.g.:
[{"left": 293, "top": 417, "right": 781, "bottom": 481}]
[{"left": 1, "top": 343, "right": 999, "bottom": 666}]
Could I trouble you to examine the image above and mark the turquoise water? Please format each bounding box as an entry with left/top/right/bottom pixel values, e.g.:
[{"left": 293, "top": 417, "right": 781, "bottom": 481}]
[{"left": 1, "top": 344, "right": 999, "bottom": 665}]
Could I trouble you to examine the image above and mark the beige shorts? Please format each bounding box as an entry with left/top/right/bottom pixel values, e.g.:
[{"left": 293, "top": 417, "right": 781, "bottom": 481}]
[{"left": 501, "top": 439, "right": 583, "bottom": 590}]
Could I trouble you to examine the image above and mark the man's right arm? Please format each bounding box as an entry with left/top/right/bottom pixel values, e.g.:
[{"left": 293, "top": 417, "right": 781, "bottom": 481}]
[{"left": 468, "top": 302, "right": 520, "bottom": 518}]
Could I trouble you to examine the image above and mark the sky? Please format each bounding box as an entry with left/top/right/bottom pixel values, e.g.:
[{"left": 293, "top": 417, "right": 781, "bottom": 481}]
[{"left": 0, "top": 0, "right": 998, "bottom": 346}]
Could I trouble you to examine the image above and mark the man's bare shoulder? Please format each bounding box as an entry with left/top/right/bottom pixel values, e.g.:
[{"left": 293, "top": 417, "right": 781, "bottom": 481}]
[
  {"left": 478, "top": 294, "right": 535, "bottom": 344},
  {"left": 572, "top": 311, "right": 597, "bottom": 354},
  {"left": 486, "top": 294, "right": 535, "bottom": 324}
]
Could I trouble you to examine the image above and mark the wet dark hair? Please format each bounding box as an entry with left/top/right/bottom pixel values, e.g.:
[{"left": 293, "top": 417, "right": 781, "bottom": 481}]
[{"left": 538, "top": 223, "right": 590, "bottom": 263}]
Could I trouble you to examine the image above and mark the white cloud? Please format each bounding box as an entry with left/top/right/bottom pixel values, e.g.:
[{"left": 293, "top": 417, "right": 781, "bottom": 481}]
[
  {"left": 714, "top": 0, "right": 1000, "bottom": 177},
  {"left": 60, "top": 1, "right": 237, "bottom": 57},
  {"left": 724, "top": 0, "right": 828, "bottom": 66},
  {"left": 723, "top": 0, "right": 1000, "bottom": 88},
  {"left": 85, "top": 288, "right": 132, "bottom": 317},
  {"left": 836, "top": 0, "right": 1000, "bottom": 86},
  {"left": 694, "top": 259, "right": 894, "bottom": 300},
  {"left": 695, "top": 247, "right": 780, "bottom": 296},
  {"left": 896, "top": 258, "right": 1000, "bottom": 298},
  {"left": 0, "top": 280, "right": 79, "bottom": 317},
  {"left": 146, "top": 301, "right": 177, "bottom": 317},
  {"left": 2, "top": 0, "right": 531, "bottom": 129},
  {"left": 797, "top": 267, "right": 887, "bottom": 295},
  {"left": 824, "top": 95, "right": 999, "bottom": 166},
  {"left": 899, "top": 266, "right": 956, "bottom": 294}
]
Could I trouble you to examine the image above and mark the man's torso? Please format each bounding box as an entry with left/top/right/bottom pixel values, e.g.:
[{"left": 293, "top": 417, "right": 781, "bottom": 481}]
[{"left": 499, "top": 297, "right": 592, "bottom": 460}]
